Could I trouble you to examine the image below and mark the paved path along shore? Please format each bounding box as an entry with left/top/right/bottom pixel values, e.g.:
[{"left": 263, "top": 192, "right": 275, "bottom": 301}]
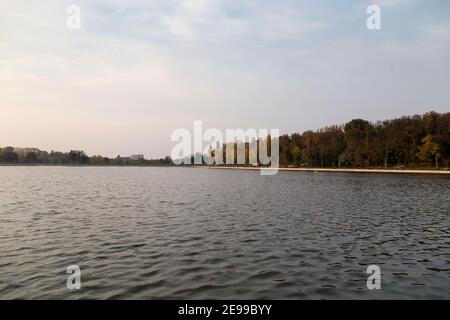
[{"left": 198, "top": 166, "right": 450, "bottom": 175}]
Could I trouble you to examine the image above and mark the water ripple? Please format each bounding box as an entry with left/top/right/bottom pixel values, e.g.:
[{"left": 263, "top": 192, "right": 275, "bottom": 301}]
[{"left": 0, "top": 167, "right": 449, "bottom": 299}]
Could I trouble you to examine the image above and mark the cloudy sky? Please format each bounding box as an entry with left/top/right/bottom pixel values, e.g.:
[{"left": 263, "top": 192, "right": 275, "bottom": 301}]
[{"left": 1, "top": 0, "right": 449, "bottom": 157}]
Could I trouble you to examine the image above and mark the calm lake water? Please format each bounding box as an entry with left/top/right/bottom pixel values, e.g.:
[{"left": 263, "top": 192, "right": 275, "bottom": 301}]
[{"left": 0, "top": 166, "right": 449, "bottom": 299}]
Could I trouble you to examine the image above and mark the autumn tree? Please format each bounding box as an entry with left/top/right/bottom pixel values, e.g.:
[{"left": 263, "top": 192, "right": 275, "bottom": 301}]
[{"left": 417, "top": 135, "right": 440, "bottom": 168}]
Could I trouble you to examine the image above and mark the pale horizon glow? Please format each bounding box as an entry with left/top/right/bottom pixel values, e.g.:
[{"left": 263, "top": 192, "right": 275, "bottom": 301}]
[{"left": 1, "top": 0, "right": 449, "bottom": 158}]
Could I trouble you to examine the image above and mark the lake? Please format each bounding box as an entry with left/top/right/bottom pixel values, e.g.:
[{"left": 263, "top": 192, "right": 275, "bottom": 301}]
[{"left": 0, "top": 166, "right": 449, "bottom": 299}]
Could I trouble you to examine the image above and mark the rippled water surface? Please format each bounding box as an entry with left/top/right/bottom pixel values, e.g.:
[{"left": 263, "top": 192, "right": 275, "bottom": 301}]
[{"left": 0, "top": 166, "right": 449, "bottom": 299}]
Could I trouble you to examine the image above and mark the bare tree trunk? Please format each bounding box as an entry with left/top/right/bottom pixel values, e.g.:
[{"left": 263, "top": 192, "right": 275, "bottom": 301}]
[{"left": 384, "top": 145, "right": 388, "bottom": 168}]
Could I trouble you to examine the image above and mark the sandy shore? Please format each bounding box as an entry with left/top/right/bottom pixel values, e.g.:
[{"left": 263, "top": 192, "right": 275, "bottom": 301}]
[{"left": 197, "top": 166, "right": 450, "bottom": 175}]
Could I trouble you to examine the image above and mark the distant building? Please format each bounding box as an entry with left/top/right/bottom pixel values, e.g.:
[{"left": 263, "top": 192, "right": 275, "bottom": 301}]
[{"left": 130, "top": 154, "right": 144, "bottom": 161}]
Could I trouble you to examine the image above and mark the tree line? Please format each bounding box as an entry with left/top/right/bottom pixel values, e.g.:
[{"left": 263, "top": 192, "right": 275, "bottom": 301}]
[
  {"left": 211, "top": 111, "right": 449, "bottom": 169},
  {"left": 0, "top": 147, "right": 172, "bottom": 166},
  {"left": 2, "top": 111, "right": 449, "bottom": 168}
]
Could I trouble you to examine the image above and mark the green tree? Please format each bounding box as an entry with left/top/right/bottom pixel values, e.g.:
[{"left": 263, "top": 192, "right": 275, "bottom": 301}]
[{"left": 340, "top": 119, "right": 375, "bottom": 167}]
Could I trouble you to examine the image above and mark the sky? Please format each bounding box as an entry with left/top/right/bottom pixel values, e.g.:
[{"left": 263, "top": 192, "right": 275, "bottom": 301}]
[{"left": 0, "top": 0, "right": 449, "bottom": 158}]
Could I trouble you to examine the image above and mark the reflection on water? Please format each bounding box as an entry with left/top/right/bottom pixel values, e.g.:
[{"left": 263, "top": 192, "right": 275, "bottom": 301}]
[{"left": 0, "top": 166, "right": 449, "bottom": 299}]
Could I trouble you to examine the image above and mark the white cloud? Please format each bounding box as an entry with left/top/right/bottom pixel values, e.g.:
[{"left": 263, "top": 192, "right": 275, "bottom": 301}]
[{"left": 162, "top": 16, "right": 194, "bottom": 40}]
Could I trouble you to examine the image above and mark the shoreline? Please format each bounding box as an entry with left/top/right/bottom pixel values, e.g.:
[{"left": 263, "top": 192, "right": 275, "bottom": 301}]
[
  {"left": 197, "top": 166, "right": 450, "bottom": 175},
  {"left": 1, "top": 164, "right": 450, "bottom": 175},
  {"left": 0, "top": 164, "right": 174, "bottom": 168}
]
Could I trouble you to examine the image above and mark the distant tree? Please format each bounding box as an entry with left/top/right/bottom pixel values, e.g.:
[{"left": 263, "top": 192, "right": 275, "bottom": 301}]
[
  {"left": 89, "top": 155, "right": 106, "bottom": 165},
  {"left": 316, "top": 126, "right": 346, "bottom": 167},
  {"left": 300, "top": 131, "right": 319, "bottom": 166},
  {"left": 0, "top": 147, "right": 18, "bottom": 163},
  {"left": 24, "top": 151, "right": 38, "bottom": 163},
  {"left": 423, "top": 111, "right": 439, "bottom": 135},
  {"left": 163, "top": 156, "right": 172, "bottom": 165},
  {"left": 417, "top": 135, "right": 440, "bottom": 168},
  {"left": 68, "top": 150, "right": 89, "bottom": 164},
  {"left": 340, "top": 119, "right": 375, "bottom": 167}
]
